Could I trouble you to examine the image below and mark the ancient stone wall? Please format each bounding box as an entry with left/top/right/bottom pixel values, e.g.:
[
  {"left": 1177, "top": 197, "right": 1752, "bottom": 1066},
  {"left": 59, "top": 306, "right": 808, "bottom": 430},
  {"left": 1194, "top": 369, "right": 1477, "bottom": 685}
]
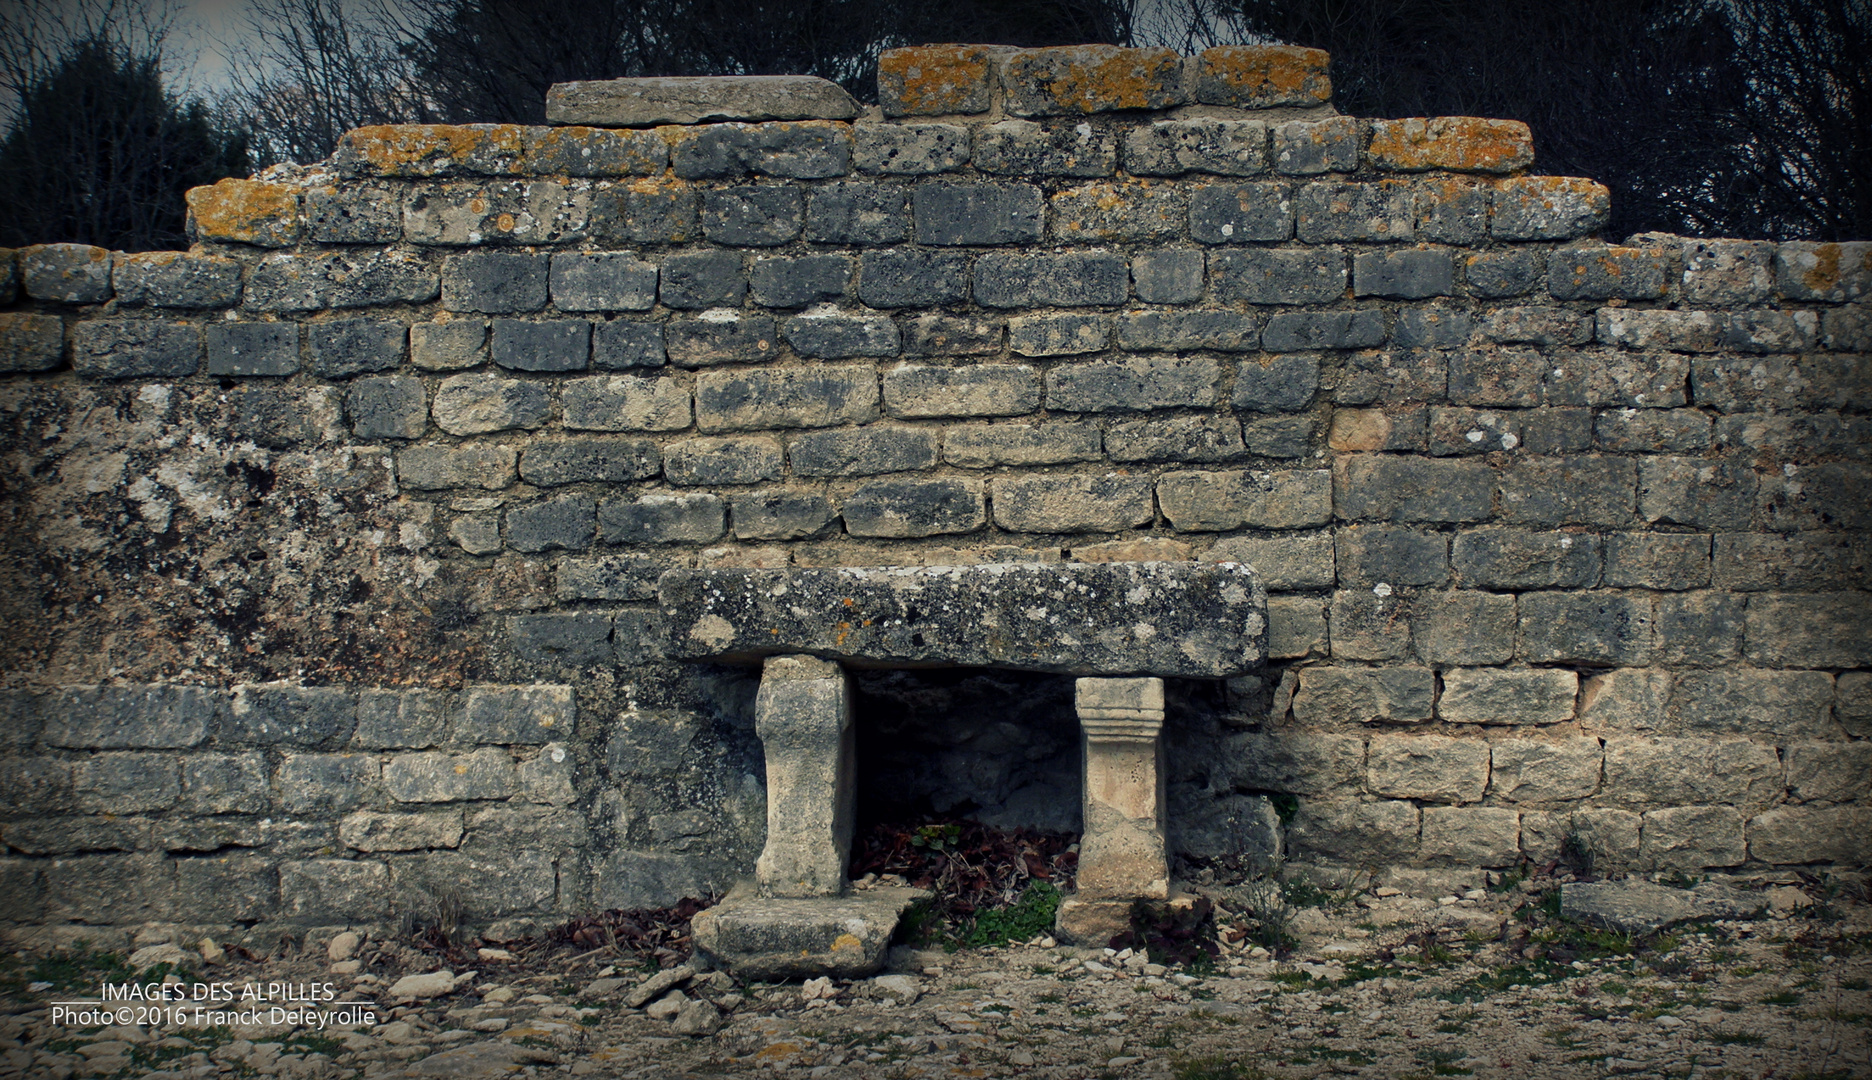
[{"left": 0, "top": 43, "right": 1867, "bottom": 938}]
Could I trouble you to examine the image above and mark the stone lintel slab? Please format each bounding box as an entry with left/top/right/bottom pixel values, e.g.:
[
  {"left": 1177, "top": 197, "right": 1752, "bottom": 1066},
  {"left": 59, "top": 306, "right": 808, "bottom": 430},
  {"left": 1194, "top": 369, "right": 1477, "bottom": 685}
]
[
  {"left": 546, "top": 77, "right": 860, "bottom": 127},
  {"left": 659, "top": 562, "right": 1266, "bottom": 678},
  {"left": 691, "top": 887, "right": 932, "bottom": 980}
]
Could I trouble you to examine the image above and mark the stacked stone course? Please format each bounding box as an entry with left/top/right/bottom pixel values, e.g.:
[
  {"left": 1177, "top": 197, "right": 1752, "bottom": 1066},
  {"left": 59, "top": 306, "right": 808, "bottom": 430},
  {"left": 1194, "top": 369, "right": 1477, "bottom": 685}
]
[{"left": 0, "top": 42, "right": 1867, "bottom": 932}]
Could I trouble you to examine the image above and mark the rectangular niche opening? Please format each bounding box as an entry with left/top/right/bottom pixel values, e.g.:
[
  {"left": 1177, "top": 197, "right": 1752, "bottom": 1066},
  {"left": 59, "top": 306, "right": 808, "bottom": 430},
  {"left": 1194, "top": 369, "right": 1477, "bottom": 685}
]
[{"left": 848, "top": 667, "right": 1083, "bottom": 854}]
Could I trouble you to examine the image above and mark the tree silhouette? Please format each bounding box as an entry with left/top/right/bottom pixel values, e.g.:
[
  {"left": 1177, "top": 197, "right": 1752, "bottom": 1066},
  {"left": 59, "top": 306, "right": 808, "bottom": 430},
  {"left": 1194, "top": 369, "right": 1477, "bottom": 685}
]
[{"left": 0, "top": 6, "right": 249, "bottom": 250}]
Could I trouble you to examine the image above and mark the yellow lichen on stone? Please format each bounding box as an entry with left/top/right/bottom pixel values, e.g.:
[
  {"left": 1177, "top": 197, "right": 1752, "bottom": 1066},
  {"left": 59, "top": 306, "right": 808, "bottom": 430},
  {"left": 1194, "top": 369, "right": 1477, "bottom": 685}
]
[
  {"left": 1194, "top": 45, "right": 1331, "bottom": 108},
  {"left": 336, "top": 124, "right": 529, "bottom": 177},
  {"left": 184, "top": 179, "right": 301, "bottom": 247},
  {"left": 878, "top": 45, "right": 996, "bottom": 116},
  {"left": 1368, "top": 117, "right": 1534, "bottom": 175},
  {"left": 1004, "top": 45, "right": 1185, "bottom": 116}
]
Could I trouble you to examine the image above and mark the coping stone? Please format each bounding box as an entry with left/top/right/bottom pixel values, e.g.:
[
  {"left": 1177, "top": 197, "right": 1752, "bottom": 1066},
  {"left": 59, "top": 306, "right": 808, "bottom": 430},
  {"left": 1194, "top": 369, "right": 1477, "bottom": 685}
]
[
  {"left": 546, "top": 77, "right": 860, "bottom": 127},
  {"left": 659, "top": 561, "right": 1267, "bottom": 678}
]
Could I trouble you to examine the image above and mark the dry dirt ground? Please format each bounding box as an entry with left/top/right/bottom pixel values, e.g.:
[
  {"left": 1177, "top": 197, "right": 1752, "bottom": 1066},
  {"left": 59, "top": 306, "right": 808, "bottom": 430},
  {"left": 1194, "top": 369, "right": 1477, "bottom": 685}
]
[{"left": 3, "top": 873, "right": 1869, "bottom": 1080}]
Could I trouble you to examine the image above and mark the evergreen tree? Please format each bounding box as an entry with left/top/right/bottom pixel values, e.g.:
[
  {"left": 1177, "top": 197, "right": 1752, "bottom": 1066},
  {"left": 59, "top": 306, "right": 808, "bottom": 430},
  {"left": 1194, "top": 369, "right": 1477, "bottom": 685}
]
[{"left": 0, "top": 35, "right": 249, "bottom": 250}]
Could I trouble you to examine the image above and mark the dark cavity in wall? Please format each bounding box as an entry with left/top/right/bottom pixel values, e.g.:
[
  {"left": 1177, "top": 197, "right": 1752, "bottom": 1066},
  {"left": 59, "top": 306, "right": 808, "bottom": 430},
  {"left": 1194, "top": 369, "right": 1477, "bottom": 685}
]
[{"left": 850, "top": 667, "right": 1081, "bottom": 835}]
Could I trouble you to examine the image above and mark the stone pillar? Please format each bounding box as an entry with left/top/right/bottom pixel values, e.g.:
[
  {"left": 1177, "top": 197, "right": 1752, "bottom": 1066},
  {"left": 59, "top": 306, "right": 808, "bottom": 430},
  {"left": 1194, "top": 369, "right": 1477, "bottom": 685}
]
[
  {"left": 1057, "top": 676, "right": 1168, "bottom": 943},
  {"left": 752, "top": 655, "right": 855, "bottom": 898}
]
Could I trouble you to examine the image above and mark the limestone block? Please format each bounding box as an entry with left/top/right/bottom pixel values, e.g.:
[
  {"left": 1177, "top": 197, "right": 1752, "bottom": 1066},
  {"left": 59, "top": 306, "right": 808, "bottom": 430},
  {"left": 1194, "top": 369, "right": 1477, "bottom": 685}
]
[
  {"left": 1000, "top": 45, "right": 1185, "bottom": 117},
  {"left": 21, "top": 241, "right": 108, "bottom": 299},
  {"left": 0, "top": 313, "right": 62, "bottom": 373},
  {"left": 1287, "top": 799, "right": 1418, "bottom": 863},
  {"left": 754, "top": 656, "right": 854, "bottom": 898},
  {"left": 1190, "top": 46, "right": 1331, "bottom": 109},
  {"left": 1780, "top": 742, "right": 1872, "bottom": 804},
  {"left": 546, "top": 76, "right": 858, "bottom": 126},
  {"left": 1366, "top": 734, "right": 1488, "bottom": 803},
  {"left": 1520, "top": 808, "right": 1640, "bottom": 870},
  {"left": 1292, "top": 666, "right": 1433, "bottom": 725},
  {"left": 1638, "top": 805, "right": 1746, "bottom": 871},
  {"left": 1488, "top": 737, "right": 1602, "bottom": 803},
  {"left": 1368, "top": 118, "right": 1532, "bottom": 174},
  {"left": 1602, "top": 737, "right": 1782, "bottom": 809},
  {"left": 1225, "top": 732, "right": 1365, "bottom": 796},
  {"left": 1419, "top": 806, "right": 1520, "bottom": 866},
  {"left": 659, "top": 562, "right": 1266, "bottom": 678},
  {"left": 185, "top": 180, "right": 300, "bottom": 247},
  {"left": 1748, "top": 806, "right": 1872, "bottom": 865},
  {"left": 692, "top": 887, "right": 930, "bottom": 980}
]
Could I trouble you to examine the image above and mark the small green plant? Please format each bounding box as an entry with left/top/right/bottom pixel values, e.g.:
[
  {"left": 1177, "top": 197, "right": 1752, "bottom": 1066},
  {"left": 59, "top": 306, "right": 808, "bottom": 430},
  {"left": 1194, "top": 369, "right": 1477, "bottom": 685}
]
[
  {"left": 1762, "top": 990, "right": 1803, "bottom": 1006},
  {"left": 1711, "top": 1030, "right": 1766, "bottom": 1046},
  {"left": 909, "top": 823, "right": 961, "bottom": 853},
  {"left": 1171, "top": 1054, "right": 1265, "bottom": 1080},
  {"left": 1266, "top": 793, "right": 1299, "bottom": 824},
  {"left": 964, "top": 881, "right": 1061, "bottom": 948}
]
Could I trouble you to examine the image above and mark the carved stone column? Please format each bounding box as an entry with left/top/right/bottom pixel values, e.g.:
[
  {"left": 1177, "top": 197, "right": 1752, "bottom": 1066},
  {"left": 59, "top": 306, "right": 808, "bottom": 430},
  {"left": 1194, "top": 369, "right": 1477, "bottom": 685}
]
[
  {"left": 752, "top": 655, "right": 854, "bottom": 898},
  {"left": 1056, "top": 676, "right": 1168, "bottom": 944}
]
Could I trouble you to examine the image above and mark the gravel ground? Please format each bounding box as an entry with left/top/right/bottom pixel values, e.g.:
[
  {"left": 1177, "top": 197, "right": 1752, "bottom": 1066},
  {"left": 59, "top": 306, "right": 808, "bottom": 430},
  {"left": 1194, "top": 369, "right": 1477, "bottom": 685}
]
[{"left": 3, "top": 875, "right": 1867, "bottom": 1080}]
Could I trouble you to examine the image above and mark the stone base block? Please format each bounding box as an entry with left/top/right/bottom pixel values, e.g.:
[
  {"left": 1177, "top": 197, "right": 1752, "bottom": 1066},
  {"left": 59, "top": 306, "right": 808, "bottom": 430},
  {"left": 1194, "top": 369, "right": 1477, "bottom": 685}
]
[
  {"left": 690, "top": 886, "right": 930, "bottom": 981},
  {"left": 1054, "top": 896, "right": 1135, "bottom": 947}
]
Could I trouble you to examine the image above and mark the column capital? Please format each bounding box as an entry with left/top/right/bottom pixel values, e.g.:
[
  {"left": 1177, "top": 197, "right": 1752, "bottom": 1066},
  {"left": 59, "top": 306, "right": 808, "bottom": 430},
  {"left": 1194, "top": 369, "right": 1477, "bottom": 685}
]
[
  {"left": 1078, "top": 714, "right": 1163, "bottom": 741},
  {"left": 1075, "top": 676, "right": 1165, "bottom": 715}
]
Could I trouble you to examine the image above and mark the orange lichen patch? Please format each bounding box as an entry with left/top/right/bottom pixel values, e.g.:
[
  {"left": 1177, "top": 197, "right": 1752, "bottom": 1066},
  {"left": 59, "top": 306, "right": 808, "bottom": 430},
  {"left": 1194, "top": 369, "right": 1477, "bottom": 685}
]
[
  {"left": 1194, "top": 45, "right": 1331, "bottom": 108},
  {"left": 878, "top": 44, "right": 996, "bottom": 116},
  {"left": 1002, "top": 45, "right": 1186, "bottom": 117},
  {"left": 1368, "top": 117, "right": 1534, "bottom": 174},
  {"left": 523, "top": 125, "right": 666, "bottom": 176},
  {"left": 116, "top": 250, "right": 184, "bottom": 268},
  {"left": 335, "top": 124, "right": 529, "bottom": 177},
  {"left": 184, "top": 179, "right": 301, "bottom": 247}
]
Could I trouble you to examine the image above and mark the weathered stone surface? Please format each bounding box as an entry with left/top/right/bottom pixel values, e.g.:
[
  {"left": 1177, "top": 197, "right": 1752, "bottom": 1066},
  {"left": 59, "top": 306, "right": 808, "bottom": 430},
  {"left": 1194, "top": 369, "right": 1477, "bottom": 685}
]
[
  {"left": 976, "top": 119, "right": 1117, "bottom": 177},
  {"left": 1191, "top": 46, "right": 1331, "bottom": 108},
  {"left": 1046, "top": 357, "right": 1218, "bottom": 412},
  {"left": 113, "top": 252, "right": 241, "bottom": 308},
  {"left": 0, "top": 313, "right": 63, "bottom": 373},
  {"left": 1287, "top": 799, "right": 1418, "bottom": 864},
  {"left": 1419, "top": 806, "right": 1520, "bottom": 867},
  {"left": 601, "top": 494, "right": 725, "bottom": 545},
  {"left": 912, "top": 182, "right": 1043, "bottom": 245},
  {"left": 1291, "top": 666, "right": 1433, "bottom": 725},
  {"left": 1748, "top": 806, "right": 1872, "bottom": 865},
  {"left": 1158, "top": 469, "right": 1331, "bottom": 531},
  {"left": 432, "top": 373, "right": 551, "bottom": 436},
  {"left": 753, "top": 656, "right": 854, "bottom": 897},
  {"left": 1488, "top": 737, "right": 1602, "bottom": 803},
  {"left": 1000, "top": 45, "right": 1185, "bottom": 117},
  {"left": 1560, "top": 879, "right": 1760, "bottom": 935},
  {"left": 562, "top": 375, "right": 692, "bottom": 431},
  {"left": 659, "top": 562, "right": 1266, "bottom": 677},
  {"left": 185, "top": 180, "right": 300, "bottom": 247},
  {"left": 877, "top": 45, "right": 997, "bottom": 116},
  {"left": 975, "top": 252, "right": 1127, "bottom": 308},
  {"left": 1639, "top": 806, "right": 1746, "bottom": 871},
  {"left": 1491, "top": 177, "right": 1610, "bottom": 240},
  {"left": 1438, "top": 668, "right": 1576, "bottom": 725},
  {"left": 1366, "top": 734, "right": 1489, "bottom": 803},
  {"left": 71, "top": 321, "right": 200, "bottom": 379},
  {"left": 546, "top": 77, "right": 858, "bottom": 126},
  {"left": 1603, "top": 737, "right": 1782, "bottom": 808},
  {"left": 692, "top": 887, "right": 929, "bottom": 980},
  {"left": 993, "top": 474, "right": 1154, "bottom": 533},
  {"left": 694, "top": 365, "right": 878, "bottom": 431},
  {"left": 43, "top": 686, "right": 218, "bottom": 749},
  {"left": 1368, "top": 118, "right": 1532, "bottom": 174},
  {"left": 1124, "top": 121, "right": 1267, "bottom": 177},
  {"left": 840, "top": 478, "right": 984, "bottom": 538}
]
